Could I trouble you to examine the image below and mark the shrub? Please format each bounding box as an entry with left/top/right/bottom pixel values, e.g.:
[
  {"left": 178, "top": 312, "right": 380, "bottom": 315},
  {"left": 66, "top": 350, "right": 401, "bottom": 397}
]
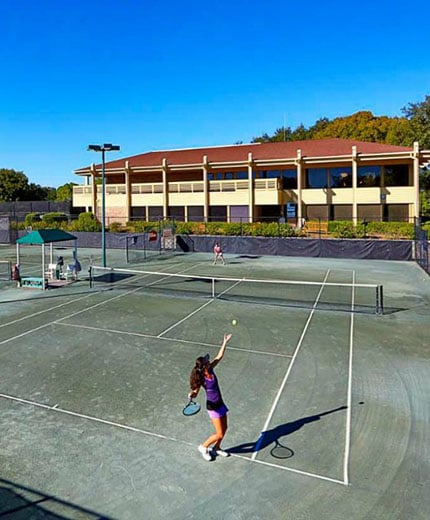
[
  {"left": 108, "top": 222, "right": 124, "bottom": 233},
  {"left": 69, "top": 212, "right": 102, "bottom": 232},
  {"left": 328, "top": 221, "right": 356, "bottom": 238},
  {"left": 41, "top": 212, "right": 68, "bottom": 225},
  {"left": 421, "top": 221, "right": 430, "bottom": 233},
  {"left": 366, "top": 221, "right": 414, "bottom": 239},
  {"left": 24, "top": 212, "right": 42, "bottom": 227}
]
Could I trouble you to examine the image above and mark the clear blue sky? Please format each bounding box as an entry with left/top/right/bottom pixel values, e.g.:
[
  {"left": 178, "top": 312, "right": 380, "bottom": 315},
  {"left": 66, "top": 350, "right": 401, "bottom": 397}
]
[{"left": 1, "top": 0, "right": 429, "bottom": 188}]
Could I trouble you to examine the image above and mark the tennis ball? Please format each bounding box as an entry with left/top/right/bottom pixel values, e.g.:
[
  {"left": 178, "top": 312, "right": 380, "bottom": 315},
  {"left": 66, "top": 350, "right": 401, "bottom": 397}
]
[{"left": 232, "top": 319, "right": 237, "bottom": 326}]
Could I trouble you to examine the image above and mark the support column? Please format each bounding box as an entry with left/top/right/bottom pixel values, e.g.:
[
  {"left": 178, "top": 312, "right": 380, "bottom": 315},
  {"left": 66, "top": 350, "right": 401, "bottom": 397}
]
[
  {"left": 352, "top": 146, "right": 358, "bottom": 225},
  {"left": 296, "top": 149, "right": 303, "bottom": 226},
  {"left": 162, "top": 158, "right": 168, "bottom": 219},
  {"left": 91, "top": 163, "right": 97, "bottom": 218},
  {"left": 125, "top": 160, "right": 131, "bottom": 224},
  {"left": 248, "top": 152, "right": 254, "bottom": 223},
  {"left": 203, "top": 155, "right": 209, "bottom": 222},
  {"left": 413, "top": 141, "right": 420, "bottom": 222}
]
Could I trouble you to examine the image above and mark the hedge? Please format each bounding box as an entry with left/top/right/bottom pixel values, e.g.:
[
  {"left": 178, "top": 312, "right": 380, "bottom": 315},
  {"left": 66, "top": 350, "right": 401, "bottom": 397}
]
[{"left": 19, "top": 212, "right": 417, "bottom": 239}]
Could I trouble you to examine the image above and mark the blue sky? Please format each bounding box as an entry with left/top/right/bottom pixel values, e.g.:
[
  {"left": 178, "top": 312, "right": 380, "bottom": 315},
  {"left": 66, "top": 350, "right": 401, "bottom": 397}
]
[{"left": 1, "top": 0, "right": 429, "bottom": 188}]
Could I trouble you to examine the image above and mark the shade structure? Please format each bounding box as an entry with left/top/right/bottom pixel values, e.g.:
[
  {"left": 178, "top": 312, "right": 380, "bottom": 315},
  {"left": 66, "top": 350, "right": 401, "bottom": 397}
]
[
  {"left": 16, "top": 229, "right": 77, "bottom": 245},
  {"left": 16, "top": 229, "right": 78, "bottom": 290}
]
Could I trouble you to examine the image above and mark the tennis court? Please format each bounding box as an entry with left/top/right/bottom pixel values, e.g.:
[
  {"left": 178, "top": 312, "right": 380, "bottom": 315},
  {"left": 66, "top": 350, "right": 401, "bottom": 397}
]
[{"left": 0, "top": 245, "right": 429, "bottom": 519}]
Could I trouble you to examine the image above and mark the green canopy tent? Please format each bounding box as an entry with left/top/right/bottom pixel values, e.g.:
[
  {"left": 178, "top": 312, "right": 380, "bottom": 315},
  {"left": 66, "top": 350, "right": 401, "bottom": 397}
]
[{"left": 16, "top": 230, "right": 77, "bottom": 290}]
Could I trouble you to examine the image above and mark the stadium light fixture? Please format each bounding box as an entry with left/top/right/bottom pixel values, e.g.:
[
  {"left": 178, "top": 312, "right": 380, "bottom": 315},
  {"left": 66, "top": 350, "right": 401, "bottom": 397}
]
[{"left": 87, "top": 143, "right": 121, "bottom": 267}]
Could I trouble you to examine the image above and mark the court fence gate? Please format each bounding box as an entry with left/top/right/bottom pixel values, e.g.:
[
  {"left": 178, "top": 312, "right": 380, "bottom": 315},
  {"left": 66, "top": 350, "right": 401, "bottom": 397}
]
[{"left": 414, "top": 223, "right": 429, "bottom": 274}]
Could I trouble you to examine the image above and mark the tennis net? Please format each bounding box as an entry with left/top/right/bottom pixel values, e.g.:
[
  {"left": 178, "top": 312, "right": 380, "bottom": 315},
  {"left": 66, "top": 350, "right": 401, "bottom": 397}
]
[
  {"left": 89, "top": 266, "right": 384, "bottom": 314},
  {"left": 0, "top": 260, "right": 11, "bottom": 280}
]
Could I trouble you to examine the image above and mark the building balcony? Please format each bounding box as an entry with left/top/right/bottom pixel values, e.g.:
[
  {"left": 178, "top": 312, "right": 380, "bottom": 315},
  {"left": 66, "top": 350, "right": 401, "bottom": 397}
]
[{"left": 72, "top": 178, "right": 282, "bottom": 208}]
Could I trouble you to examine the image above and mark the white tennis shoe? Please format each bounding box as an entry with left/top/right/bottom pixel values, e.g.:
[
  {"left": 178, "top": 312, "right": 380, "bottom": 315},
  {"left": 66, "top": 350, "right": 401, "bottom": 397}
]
[{"left": 198, "top": 445, "right": 212, "bottom": 461}]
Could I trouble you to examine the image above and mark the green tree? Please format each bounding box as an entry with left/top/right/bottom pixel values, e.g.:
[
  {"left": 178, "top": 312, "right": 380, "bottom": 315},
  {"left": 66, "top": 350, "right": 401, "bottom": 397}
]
[
  {"left": 26, "top": 183, "right": 50, "bottom": 200},
  {"left": 0, "top": 169, "right": 30, "bottom": 201},
  {"left": 402, "top": 95, "right": 430, "bottom": 148},
  {"left": 56, "top": 182, "right": 76, "bottom": 201},
  {"left": 419, "top": 190, "right": 430, "bottom": 218}
]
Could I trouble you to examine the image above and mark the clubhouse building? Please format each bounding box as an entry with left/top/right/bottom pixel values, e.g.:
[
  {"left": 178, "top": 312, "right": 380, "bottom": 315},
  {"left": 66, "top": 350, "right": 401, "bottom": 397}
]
[{"left": 73, "top": 138, "right": 430, "bottom": 225}]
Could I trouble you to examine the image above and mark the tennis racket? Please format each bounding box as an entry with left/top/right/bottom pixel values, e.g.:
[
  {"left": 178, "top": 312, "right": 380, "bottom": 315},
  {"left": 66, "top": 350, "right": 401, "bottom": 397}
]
[
  {"left": 270, "top": 439, "right": 294, "bottom": 459},
  {"left": 182, "top": 399, "right": 201, "bottom": 416}
]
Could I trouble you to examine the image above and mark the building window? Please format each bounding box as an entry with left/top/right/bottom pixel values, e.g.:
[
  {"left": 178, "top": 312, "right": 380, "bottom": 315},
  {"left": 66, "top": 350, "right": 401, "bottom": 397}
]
[
  {"left": 188, "top": 206, "right": 204, "bottom": 222},
  {"left": 358, "top": 204, "right": 382, "bottom": 222},
  {"left": 282, "top": 169, "right": 297, "bottom": 189},
  {"left": 305, "top": 168, "right": 328, "bottom": 188},
  {"left": 168, "top": 207, "right": 185, "bottom": 221},
  {"left": 230, "top": 206, "right": 249, "bottom": 223},
  {"left": 383, "top": 204, "right": 410, "bottom": 222},
  {"left": 384, "top": 165, "right": 410, "bottom": 186},
  {"left": 209, "top": 206, "right": 227, "bottom": 222},
  {"left": 330, "top": 167, "right": 352, "bottom": 188},
  {"left": 131, "top": 207, "right": 146, "bottom": 219},
  {"left": 358, "top": 166, "right": 381, "bottom": 187},
  {"left": 236, "top": 171, "right": 248, "bottom": 180}
]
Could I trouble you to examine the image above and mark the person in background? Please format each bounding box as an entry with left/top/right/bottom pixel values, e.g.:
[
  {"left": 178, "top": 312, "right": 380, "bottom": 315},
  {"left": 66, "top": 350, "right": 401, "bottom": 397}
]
[
  {"left": 11, "top": 264, "right": 21, "bottom": 286},
  {"left": 213, "top": 242, "right": 225, "bottom": 265}
]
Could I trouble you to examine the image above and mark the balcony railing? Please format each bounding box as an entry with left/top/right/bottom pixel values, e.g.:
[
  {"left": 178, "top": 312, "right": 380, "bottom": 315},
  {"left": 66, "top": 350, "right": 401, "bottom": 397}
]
[{"left": 73, "top": 178, "right": 280, "bottom": 198}]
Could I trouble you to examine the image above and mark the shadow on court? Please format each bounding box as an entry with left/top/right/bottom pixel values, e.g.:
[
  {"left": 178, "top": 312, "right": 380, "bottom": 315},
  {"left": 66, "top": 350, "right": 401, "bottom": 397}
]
[
  {"left": 0, "top": 477, "right": 113, "bottom": 519},
  {"left": 227, "top": 405, "right": 347, "bottom": 455}
]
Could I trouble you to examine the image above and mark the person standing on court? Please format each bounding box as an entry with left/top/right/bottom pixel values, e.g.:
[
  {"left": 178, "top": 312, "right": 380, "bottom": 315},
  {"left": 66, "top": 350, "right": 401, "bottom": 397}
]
[
  {"left": 213, "top": 241, "right": 225, "bottom": 265},
  {"left": 188, "top": 333, "right": 232, "bottom": 461}
]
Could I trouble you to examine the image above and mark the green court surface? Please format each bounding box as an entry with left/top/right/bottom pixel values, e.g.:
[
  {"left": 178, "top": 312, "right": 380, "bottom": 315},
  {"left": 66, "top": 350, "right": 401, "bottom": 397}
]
[{"left": 0, "top": 246, "right": 429, "bottom": 519}]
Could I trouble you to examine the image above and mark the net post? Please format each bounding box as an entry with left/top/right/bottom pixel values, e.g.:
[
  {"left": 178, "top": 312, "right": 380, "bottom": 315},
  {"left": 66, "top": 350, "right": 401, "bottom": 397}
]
[
  {"left": 211, "top": 277, "right": 215, "bottom": 298},
  {"left": 376, "top": 285, "right": 384, "bottom": 315},
  {"left": 89, "top": 266, "right": 93, "bottom": 288}
]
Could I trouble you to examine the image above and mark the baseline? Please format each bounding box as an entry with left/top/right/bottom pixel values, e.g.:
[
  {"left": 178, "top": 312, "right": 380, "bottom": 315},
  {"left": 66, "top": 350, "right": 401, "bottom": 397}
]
[{"left": 0, "top": 392, "right": 344, "bottom": 486}]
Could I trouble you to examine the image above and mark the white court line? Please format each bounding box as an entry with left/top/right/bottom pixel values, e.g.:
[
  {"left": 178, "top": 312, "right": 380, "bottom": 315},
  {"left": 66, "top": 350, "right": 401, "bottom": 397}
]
[
  {"left": 0, "top": 392, "right": 190, "bottom": 445},
  {"left": 232, "top": 453, "right": 345, "bottom": 485},
  {"left": 251, "top": 269, "right": 331, "bottom": 461},
  {"left": 343, "top": 270, "right": 355, "bottom": 486},
  {"left": 0, "top": 392, "right": 344, "bottom": 486},
  {"left": 56, "top": 322, "right": 292, "bottom": 359},
  {"left": 0, "top": 263, "right": 202, "bottom": 347},
  {"left": 157, "top": 278, "right": 243, "bottom": 337},
  {"left": 0, "top": 284, "right": 149, "bottom": 347},
  {"left": 0, "top": 292, "right": 97, "bottom": 330},
  {"left": 157, "top": 300, "right": 213, "bottom": 337}
]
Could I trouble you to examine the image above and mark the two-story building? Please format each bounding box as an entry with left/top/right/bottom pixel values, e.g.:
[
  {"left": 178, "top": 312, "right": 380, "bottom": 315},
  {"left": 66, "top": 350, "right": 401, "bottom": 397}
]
[{"left": 73, "top": 138, "right": 430, "bottom": 225}]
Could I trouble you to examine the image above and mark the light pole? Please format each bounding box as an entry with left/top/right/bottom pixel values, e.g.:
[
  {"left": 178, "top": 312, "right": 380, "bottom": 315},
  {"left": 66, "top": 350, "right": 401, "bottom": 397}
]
[{"left": 87, "top": 143, "right": 120, "bottom": 267}]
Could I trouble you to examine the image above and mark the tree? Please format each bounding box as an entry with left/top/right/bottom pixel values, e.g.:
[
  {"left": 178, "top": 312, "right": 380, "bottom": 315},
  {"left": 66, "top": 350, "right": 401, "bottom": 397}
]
[
  {"left": 26, "top": 183, "right": 50, "bottom": 200},
  {"left": 56, "top": 182, "right": 77, "bottom": 201},
  {"left": 0, "top": 169, "right": 30, "bottom": 201},
  {"left": 402, "top": 95, "right": 430, "bottom": 148},
  {"left": 420, "top": 167, "right": 430, "bottom": 191},
  {"left": 250, "top": 108, "right": 417, "bottom": 147}
]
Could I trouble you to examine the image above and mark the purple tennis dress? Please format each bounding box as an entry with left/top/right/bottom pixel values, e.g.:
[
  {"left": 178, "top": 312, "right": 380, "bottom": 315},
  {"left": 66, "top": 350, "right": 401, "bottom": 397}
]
[{"left": 204, "top": 368, "right": 228, "bottom": 419}]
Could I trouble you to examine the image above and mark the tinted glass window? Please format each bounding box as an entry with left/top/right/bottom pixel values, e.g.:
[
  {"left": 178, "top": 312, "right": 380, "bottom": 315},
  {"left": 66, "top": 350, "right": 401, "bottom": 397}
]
[
  {"left": 358, "top": 166, "right": 381, "bottom": 187},
  {"left": 306, "top": 168, "right": 328, "bottom": 188},
  {"left": 330, "top": 167, "right": 352, "bottom": 188},
  {"left": 384, "top": 165, "right": 410, "bottom": 186},
  {"left": 283, "top": 169, "right": 297, "bottom": 189}
]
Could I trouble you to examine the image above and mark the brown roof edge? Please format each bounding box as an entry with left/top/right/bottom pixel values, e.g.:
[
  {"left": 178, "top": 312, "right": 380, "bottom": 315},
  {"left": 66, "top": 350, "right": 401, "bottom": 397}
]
[{"left": 74, "top": 138, "right": 417, "bottom": 174}]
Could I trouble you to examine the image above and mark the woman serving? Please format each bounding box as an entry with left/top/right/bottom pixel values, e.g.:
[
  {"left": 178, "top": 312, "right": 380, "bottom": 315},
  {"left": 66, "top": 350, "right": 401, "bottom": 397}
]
[{"left": 188, "top": 333, "right": 232, "bottom": 461}]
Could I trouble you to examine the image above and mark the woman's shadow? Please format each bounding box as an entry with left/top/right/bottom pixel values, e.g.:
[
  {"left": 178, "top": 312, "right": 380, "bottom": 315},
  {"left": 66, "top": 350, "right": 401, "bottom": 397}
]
[{"left": 227, "top": 405, "right": 347, "bottom": 455}]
